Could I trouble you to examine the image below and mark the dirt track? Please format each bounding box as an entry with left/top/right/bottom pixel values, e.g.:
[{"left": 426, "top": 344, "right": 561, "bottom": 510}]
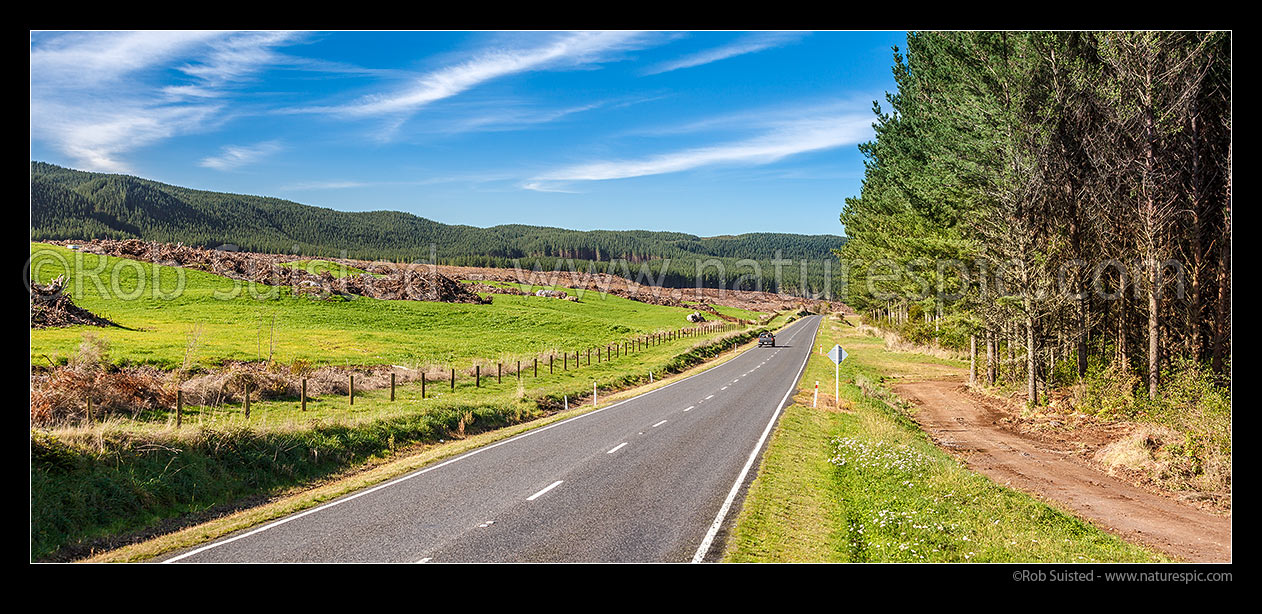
[{"left": 893, "top": 380, "right": 1232, "bottom": 563}]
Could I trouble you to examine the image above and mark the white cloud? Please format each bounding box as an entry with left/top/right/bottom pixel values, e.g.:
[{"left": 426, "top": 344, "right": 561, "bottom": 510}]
[
  {"left": 295, "top": 31, "right": 655, "bottom": 121},
  {"left": 199, "top": 140, "right": 283, "bottom": 171},
  {"left": 521, "top": 181, "right": 582, "bottom": 194},
  {"left": 644, "top": 31, "right": 807, "bottom": 75},
  {"left": 176, "top": 31, "right": 297, "bottom": 89},
  {"left": 532, "top": 112, "right": 873, "bottom": 186},
  {"left": 30, "top": 30, "right": 299, "bottom": 171}
]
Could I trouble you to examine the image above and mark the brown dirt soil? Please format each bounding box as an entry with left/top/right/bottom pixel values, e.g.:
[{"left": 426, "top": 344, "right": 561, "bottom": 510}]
[{"left": 892, "top": 379, "right": 1232, "bottom": 563}]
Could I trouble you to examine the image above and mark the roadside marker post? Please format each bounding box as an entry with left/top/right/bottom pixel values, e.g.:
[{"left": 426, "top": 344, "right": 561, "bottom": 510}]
[
  {"left": 826, "top": 345, "right": 848, "bottom": 409},
  {"left": 813, "top": 381, "right": 818, "bottom": 408},
  {"left": 593, "top": 382, "right": 598, "bottom": 407}
]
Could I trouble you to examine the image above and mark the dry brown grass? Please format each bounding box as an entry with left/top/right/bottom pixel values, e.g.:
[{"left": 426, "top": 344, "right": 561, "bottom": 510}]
[{"left": 1094, "top": 424, "right": 1232, "bottom": 501}]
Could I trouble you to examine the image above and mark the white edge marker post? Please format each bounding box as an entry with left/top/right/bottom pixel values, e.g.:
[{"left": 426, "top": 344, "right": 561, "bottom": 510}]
[
  {"left": 814, "top": 381, "right": 818, "bottom": 408},
  {"left": 593, "top": 383, "right": 598, "bottom": 407}
]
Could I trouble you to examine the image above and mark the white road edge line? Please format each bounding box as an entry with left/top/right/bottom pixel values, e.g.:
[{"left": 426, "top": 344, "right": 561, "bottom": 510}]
[
  {"left": 691, "top": 315, "right": 819, "bottom": 564},
  {"left": 607, "top": 442, "right": 629, "bottom": 454},
  {"left": 162, "top": 316, "right": 808, "bottom": 563},
  {"left": 527, "top": 480, "right": 564, "bottom": 501}
]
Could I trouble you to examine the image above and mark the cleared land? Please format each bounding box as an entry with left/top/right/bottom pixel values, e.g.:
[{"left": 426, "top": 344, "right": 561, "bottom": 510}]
[{"left": 29, "top": 243, "right": 733, "bottom": 370}]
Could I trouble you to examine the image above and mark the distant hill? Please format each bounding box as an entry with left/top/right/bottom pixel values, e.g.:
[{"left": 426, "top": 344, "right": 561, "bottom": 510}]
[{"left": 30, "top": 161, "right": 846, "bottom": 294}]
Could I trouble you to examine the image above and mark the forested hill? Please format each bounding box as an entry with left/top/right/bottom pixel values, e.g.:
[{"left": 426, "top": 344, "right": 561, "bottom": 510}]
[{"left": 30, "top": 162, "right": 846, "bottom": 293}]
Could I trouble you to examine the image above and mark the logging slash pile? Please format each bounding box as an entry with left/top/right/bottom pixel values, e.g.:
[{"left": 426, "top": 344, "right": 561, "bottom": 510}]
[
  {"left": 30, "top": 275, "right": 116, "bottom": 329},
  {"left": 65, "top": 240, "right": 489, "bottom": 304}
]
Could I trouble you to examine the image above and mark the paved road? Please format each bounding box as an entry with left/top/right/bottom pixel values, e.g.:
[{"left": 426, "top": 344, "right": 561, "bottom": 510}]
[{"left": 163, "top": 315, "right": 822, "bottom": 563}]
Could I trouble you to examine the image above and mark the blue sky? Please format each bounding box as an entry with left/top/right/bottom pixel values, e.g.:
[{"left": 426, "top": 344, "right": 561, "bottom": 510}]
[{"left": 30, "top": 30, "right": 906, "bottom": 237}]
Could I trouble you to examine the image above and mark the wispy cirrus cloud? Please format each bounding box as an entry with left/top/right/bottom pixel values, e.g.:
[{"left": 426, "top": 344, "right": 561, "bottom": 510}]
[
  {"left": 521, "top": 181, "right": 583, "bottom": 193},
  {"left": 529, "top": 110, "right": 872, "bottom": 189},
  {"left": 643, "top": 31, "right": 808, "bottom": 75},
  {"left": 279, "top": 180, "right": 374, "bottom": 191},
  {"left": 199, "top": 140, "right": 284, "bottom": 170},
  {"left": 30, "top": 30, "right": 302, "bottom": 171},
  {"left": 289, "top": 31, "right": 662, "bottom": 136}
]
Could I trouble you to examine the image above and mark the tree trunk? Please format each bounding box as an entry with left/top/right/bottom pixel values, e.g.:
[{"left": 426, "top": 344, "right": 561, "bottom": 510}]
[
  {"left": 1211, "top": 153, "right": 1230, "bottom": 373},
  {"left": 969, "top": 334, "right": 977, "bottom": 387},
  {"left": 986, "top": 329, "right": 997, "bottom": 385},
  {"left": 1026, "top": 312, "right": 1037, "bottom": 405}
]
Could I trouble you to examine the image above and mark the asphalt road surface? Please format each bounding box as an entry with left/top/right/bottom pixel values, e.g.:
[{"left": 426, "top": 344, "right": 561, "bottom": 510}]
[{"left": 163, "top": 314, "right": 823, "bottom": 563}]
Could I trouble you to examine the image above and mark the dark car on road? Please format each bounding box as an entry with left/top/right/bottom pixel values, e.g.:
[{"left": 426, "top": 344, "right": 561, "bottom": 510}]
[{"left": 758, "top": 332, "right": 775, "bottom": 347}]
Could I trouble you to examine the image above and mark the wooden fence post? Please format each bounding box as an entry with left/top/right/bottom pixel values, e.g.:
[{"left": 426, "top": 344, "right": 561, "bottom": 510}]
[
  {"left": 451, "top": 368, "right": 455, "bottom": 391},
  {"left": 498, "top": 363, "right": 502, "bottom": 384},
  {"left": 534, "top": 358, "right": 538, "bottom": 377},
  {"left": 550, "top": 355, "right": 554, "bottom": 374},
  {"left": 421, "top": 372, "right": 426, "bottom": 399},
  {"left": 476, "top": 365, "right": 481, "bottom": 388},
  {"left": 301, "top": 378, "right": 307, "bottom": 411},
  {"left": 390, "top": 373, "right": 396, "bottom": 401},
  {"left": 586, "top": 348, "right": 590, "bottom": 366},
  {"left": 349, "top": 374, "right": 354, "bottom": 406},
  {"left": 176, "top": 389, "right": 182, "bottom": 427},
  {"left": 244, "top": 382, "right": 251, "bottom": 418},
  {"left": 564, "top": 352, "right": 568, "bottom": 371},
  {"left": 517, "top": 360, "right": 521, "bottom": 380}
]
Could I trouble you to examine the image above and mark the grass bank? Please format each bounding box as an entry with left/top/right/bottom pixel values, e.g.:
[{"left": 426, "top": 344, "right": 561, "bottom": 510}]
[{"left": 722, "top": 314, "right": 1165, "bottom": 563}]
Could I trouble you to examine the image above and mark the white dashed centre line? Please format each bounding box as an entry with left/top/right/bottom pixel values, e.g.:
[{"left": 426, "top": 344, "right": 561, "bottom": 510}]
[
  {"left": 607, "top": 442, "right": 628, "bottom": 454},
  {"left": 684, "top": 405, "right": 695, "bottom": 412},
  {"left": 652, "top": 420, "right": 668, "bottom": 428},
  {"left": 526, "top": 480, "right": 564, "bottom": 501},
  {"left": 720, "top": 386, "right": 728, "bottom": 390},
  {"left": 416, "top": 557, "right": 432, "bottom": 563},
  {"left": 705, "top": 395, "right": 714, "bottom": 400}
]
